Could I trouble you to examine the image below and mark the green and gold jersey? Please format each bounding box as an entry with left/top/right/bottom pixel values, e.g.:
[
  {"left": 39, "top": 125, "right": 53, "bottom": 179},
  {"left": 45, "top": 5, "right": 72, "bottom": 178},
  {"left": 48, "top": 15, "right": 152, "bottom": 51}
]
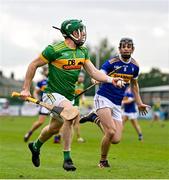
[
  {"left": 40, "top": 41, "right": 90, "bottom": 101},
  {"left": 74, "top": 82, "right": 84, "bottom": 106},
  {"left": 152, "top": 102, "right": 161, "bottom": 111}
]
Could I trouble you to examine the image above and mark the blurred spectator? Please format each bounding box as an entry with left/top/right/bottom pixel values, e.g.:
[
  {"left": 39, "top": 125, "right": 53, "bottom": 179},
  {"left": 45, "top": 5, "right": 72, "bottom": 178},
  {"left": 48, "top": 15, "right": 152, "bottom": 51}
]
[{"left": 150, "top": 97, "right": 165, "bottom": 127}]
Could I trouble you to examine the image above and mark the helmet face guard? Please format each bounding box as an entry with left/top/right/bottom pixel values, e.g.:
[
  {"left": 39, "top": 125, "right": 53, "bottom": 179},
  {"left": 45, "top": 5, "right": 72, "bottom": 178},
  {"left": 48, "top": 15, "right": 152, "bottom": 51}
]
[
  {"left": 61, "top": 19, "right": 86, "bottom": 46},
  {"left": 70, "top": 26, "right": 86, "bottom": 46}
]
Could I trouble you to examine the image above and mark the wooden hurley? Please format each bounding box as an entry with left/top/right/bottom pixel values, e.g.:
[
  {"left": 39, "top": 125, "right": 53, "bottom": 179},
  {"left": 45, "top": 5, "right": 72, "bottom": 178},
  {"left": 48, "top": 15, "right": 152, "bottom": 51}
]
[{"left": 11, "top": 92, "right": 78, "bottom": 120}]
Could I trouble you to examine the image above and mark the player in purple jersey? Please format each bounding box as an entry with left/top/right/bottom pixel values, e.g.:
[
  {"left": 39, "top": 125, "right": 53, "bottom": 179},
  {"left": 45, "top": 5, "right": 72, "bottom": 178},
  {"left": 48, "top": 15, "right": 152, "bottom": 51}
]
[
  {"left": 122, "top": 87, "right": 143, "bottom": 141},
  {"left": 80, "top": 38, "right": 150, "bottom": 168},
  {"left": 24, "top": 66, "right": 49, "bottom": 142}
]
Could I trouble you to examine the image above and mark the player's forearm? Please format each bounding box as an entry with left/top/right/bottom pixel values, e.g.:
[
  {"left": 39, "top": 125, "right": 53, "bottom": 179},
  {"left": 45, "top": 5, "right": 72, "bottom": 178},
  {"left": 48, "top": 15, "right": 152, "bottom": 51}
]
[
  {"left": 22, "top": 57, "right": 46, "bottom": 92},
  {"left": 84, "top": 61, "right": 113, "bottom": 83},
  {"left": 131, "top": 81, "right": 143, "bottom": 105},
  {"left": 22, "top": 62, "right": 37, "bottom": 91},
  {"left": 90, "top": 68, "right": 112, "bottom": 83}
]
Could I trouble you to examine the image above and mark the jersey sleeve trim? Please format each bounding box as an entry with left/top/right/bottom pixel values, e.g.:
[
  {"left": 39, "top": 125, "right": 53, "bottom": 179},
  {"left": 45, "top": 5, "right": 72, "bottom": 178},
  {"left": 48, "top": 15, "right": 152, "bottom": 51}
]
[
  {"left": 131, "top": 58, "right": 139, "bottom": 67},
  {"left": 40, "top": 54, "right": 49, "bottom": 63},
  {"left": 109, "top": 57, "right": 119, "bottom": 64},
  {"left": 85, "top": 59, "right": 90, "bottom": 62}
]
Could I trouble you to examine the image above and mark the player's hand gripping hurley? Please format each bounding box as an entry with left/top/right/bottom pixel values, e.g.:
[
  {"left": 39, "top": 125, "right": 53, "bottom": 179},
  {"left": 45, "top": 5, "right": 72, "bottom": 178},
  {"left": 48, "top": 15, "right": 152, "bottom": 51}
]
[
  {"left": 11, "top": 92, "right": 78, "bottom": 120},
  {"left": 74, "top": 66, "right": 124, "bottom": 99}
]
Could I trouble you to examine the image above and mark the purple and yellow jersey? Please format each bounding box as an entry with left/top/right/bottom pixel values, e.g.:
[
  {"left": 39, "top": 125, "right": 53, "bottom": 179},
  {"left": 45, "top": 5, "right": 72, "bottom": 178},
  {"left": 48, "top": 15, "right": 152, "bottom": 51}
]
[
  {"left": 40, "top": 41, "right": 90, "bottom": 101},
  {"left": 97, "top": 55, "right": 139, "bottom": 105},
  {"left": 36, "top": 79, "right": 48, "bottom": 100},
  {"left": 123, "top": 91, "right": 137, "bottom": 113}
]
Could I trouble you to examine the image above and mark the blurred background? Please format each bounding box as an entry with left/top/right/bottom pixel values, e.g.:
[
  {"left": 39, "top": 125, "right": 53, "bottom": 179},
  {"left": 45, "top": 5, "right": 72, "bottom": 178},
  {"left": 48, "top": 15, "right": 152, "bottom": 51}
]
[{"left": 0, "top": 0, "right": 169, "bottom": 118}]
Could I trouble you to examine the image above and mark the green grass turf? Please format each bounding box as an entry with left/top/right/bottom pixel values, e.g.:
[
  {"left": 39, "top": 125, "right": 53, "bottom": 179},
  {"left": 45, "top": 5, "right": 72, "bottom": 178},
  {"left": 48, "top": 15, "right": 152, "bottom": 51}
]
[{"left": 0, "top": 116, "right": 169, "bottom": 179}]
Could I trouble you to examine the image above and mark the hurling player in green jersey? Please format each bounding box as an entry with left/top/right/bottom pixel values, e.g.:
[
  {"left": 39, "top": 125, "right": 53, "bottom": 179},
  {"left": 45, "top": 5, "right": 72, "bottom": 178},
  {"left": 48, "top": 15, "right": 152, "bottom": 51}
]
[{"left": 20, "top": 19, "right": 124, "bottom": 171}]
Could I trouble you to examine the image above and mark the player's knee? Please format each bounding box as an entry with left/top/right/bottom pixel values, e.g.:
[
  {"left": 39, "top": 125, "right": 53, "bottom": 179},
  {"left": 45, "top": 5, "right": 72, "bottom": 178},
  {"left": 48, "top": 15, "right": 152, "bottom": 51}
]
[
  {"left": 105, "top": 128, "right": 116, "bottom": 138},
  {"left": 111, "top": 138, "right": 121, "bottom": 144},
  {"left": 111, "top": 139, "right": 121, "bottom": 144}
]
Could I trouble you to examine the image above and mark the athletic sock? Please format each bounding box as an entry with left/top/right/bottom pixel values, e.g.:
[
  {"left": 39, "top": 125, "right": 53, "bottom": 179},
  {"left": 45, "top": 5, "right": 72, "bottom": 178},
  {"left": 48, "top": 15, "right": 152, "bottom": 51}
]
[
  {"left": 101, "top": 154, "right": 107, "bottom": 161},
  {"left": 63, "top": 151, "right": 71, "bottom": 161},
  {"left": 33, "top": 139, "right": 43, "bottom": 151},
  {"left": 94, "top": 117, "right": 100, "bottom": 124},
  {"left": 28, "top": 130, "right": 32, "bottom": 135},
  {"left": 139, "top": 133, "right": 143, "bottom": 137},
  {"left": 138, "top": 133, "right": 143, "bottom": 140}
]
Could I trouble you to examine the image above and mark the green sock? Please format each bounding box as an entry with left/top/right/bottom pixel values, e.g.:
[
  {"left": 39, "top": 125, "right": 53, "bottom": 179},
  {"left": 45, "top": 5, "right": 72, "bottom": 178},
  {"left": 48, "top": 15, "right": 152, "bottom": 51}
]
[
  {"left": 63, "top": 151, "right": 71, "bottom": 161},
  {"left": 33, "top": 139, "right": 43, "bottom": 151}
]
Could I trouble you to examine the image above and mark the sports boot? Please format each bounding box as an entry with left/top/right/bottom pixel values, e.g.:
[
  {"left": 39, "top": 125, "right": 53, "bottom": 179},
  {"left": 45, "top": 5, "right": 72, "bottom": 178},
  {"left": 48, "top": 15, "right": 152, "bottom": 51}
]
[
  {"left": 63, "top": 158, "right": 76, "bottom": 171},
  {"left": 80, "top": 112, "right": 98, "bottom": 124},
  {"left": 98, "top": 160, "right": 110, "bottom": 168},
  {"left": 28, "top": 142, "right": 40, "bottom": 167}
]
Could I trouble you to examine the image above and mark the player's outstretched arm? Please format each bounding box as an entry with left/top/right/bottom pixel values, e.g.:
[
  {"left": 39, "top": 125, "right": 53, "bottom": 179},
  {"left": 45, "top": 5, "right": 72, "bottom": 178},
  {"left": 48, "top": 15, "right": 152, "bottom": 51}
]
[
  {"left": 131, "top": 79, "right": 151, "bottom": 115},
  {"left": 83, "top": 60, "right": 124, "bottom": 88},
  {"left": 21, "top": 57, "right": 47, "bottom": 98}
]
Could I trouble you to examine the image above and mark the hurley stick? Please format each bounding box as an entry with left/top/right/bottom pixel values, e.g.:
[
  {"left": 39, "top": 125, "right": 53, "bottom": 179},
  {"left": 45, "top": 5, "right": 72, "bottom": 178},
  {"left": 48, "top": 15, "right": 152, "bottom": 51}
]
[{"left": 11, "top": 92, "right": 78, "bottom": 120}]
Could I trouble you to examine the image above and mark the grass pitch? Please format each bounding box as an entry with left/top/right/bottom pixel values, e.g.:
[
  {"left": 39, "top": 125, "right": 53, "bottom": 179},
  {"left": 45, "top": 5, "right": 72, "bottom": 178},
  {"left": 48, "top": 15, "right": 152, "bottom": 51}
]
[{"left": 0, "top": 116, "right": 169, "bottom": 179}]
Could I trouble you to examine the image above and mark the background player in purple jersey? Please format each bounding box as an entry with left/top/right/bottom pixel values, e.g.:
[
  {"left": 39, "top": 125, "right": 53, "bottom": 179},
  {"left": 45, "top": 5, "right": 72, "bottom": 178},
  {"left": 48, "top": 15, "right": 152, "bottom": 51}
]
[
  {"left": 80, "top": 37, "right": 150, "bottom": 168},
  {"left": 122, "top": 87, "right": 143, "bottom": 141},
  {"left": 24, "top": 66, "right": 49, "bottom": 142}
]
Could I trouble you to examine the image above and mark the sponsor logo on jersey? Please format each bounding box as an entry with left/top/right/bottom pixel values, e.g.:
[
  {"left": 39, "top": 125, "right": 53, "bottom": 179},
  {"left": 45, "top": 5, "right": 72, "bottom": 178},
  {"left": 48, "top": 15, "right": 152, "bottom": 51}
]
[
  {"left": 111, "top": 73, "right": 133, "bottom": 83},
  {"left": 63, "top": 60, "right": 84, "bottom": 70},
  {"left": 52, "top": 59, "right": 85, "bottom": 70}
]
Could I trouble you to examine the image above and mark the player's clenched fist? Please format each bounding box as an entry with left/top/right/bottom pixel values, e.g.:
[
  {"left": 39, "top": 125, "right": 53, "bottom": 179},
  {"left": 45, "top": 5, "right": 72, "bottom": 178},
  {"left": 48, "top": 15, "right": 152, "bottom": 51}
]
[{"left": 107, "top": 77, "right": 126, "bottom": 88}]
